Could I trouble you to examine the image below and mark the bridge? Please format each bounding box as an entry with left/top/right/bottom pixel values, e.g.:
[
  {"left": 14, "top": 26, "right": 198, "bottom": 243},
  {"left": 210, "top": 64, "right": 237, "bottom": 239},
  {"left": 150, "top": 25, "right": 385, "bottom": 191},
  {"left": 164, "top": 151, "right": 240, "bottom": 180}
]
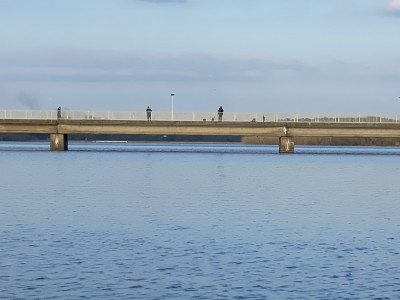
[{"left": 1, "top": 109, "right": 400, "bottom": 152}]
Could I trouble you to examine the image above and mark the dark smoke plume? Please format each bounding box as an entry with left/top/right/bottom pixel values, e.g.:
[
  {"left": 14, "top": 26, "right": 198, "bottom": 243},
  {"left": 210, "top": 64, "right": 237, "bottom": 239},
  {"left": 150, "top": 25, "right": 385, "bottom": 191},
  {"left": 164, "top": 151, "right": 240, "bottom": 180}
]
[{"left": 18, "top": 92, "right": 41, "bottom": 109}]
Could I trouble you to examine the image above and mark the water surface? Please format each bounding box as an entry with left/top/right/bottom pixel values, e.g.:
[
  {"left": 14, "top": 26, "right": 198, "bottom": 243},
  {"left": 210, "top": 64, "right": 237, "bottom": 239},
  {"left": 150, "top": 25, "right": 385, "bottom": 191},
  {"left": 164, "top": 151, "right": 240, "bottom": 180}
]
[{"left": 1, "top": 142, "right": 400, "bottom": 299}]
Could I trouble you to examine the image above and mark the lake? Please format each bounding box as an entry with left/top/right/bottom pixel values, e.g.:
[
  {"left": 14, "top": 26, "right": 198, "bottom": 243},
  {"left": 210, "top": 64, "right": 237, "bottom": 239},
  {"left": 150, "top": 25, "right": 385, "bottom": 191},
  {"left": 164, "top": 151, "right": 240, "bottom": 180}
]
[{"left": 1, "top": 142, "right": 400, "bottom": 299}]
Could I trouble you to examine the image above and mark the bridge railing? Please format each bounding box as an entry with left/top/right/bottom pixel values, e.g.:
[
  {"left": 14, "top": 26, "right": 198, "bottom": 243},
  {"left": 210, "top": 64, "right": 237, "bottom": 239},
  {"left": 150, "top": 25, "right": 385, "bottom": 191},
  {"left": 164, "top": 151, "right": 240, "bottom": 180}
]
[{"left": 0, "top": 110, "right": 399, "bottom": 124}]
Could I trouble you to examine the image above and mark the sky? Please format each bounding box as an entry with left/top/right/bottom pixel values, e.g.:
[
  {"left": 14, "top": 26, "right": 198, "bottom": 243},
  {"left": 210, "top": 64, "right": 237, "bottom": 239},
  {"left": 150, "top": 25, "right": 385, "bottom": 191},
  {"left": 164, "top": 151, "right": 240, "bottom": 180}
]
[{"left": 0, "top": 0, "right": 399, "bottom": 114}]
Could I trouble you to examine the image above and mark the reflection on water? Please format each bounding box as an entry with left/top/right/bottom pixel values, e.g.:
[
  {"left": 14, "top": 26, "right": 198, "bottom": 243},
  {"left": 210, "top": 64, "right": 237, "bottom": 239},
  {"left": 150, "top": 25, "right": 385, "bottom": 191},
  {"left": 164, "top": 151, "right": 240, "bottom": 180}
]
[{"left": 1, "top": 142, "right": 400, "bottom": 299}]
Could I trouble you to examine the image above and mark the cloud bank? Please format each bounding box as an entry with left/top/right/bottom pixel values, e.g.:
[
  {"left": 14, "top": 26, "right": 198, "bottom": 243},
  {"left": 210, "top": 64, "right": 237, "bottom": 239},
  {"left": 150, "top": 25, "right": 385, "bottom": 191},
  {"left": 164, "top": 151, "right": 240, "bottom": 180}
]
[
  {"left": 0, "top": 50, "right": 310, "bottom": 83},
  {"left": 384, "top": 0, "right": 400, "bottom": 15},
  {"left": 1, "top": 50, "right": 398, "bottom": 113}
]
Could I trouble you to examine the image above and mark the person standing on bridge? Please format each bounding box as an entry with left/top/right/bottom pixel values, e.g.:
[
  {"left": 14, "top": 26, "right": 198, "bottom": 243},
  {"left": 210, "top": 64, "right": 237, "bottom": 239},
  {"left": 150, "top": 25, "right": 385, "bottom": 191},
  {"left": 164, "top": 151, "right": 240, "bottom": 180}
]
[
  {"left": 218, "top": 106, "right": 224, "bottom": 121},
  {"left": 146, "top": 106, "right": 152, "bottom": 121},
  {"left": 57, "top": 107, "right": 61, "bottom": 119}
]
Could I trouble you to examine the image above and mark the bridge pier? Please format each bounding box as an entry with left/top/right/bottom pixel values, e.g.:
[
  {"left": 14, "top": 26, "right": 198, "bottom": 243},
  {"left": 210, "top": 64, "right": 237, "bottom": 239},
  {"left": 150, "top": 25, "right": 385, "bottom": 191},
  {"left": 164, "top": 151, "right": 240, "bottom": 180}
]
[
  {"left": 279, "top": 137, "right": 294, "bottom": 153},
  {"left": 50, "top": 134, "right": 68, "bottom": 151}
]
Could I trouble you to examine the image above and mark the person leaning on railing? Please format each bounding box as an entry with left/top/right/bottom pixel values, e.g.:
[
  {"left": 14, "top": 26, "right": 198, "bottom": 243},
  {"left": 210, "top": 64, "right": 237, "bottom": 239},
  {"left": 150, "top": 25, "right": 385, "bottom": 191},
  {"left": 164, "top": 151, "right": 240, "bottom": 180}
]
[
  {"left": 146, "top": 106, "right": 152, "bottom": 121},
  {"left": 218, "top": 106, "right": 224, "bottom": 121}
]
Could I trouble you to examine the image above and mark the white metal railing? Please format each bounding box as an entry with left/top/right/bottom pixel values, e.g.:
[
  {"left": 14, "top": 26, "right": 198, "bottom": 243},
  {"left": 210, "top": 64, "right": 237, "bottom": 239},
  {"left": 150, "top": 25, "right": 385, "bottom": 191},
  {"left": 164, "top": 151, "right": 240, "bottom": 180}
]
[{"left": 0, "top": 110, "right": 399, "bottom": 124}]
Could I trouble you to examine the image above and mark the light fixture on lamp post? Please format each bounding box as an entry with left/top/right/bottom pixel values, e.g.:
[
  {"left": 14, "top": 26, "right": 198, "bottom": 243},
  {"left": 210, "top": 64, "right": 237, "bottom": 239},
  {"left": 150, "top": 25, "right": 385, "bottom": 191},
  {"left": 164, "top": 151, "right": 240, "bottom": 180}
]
[{"left": 171, "top": 93, "right": 175, "bottom": 120}]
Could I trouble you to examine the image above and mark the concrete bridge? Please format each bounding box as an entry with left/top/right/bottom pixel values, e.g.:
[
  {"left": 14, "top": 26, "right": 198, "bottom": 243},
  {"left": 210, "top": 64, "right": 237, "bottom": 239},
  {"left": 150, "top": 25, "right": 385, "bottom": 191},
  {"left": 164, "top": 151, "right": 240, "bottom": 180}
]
[{"left": 1, "top": 109, "right": 400, "bottom": 152}]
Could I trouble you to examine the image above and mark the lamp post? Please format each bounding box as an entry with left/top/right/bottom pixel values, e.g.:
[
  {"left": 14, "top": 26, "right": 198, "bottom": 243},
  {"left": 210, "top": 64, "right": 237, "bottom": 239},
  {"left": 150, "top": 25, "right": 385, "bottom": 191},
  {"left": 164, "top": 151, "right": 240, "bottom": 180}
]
[{"left": 171, "top": 93, "right": 175, "bottom": 120}]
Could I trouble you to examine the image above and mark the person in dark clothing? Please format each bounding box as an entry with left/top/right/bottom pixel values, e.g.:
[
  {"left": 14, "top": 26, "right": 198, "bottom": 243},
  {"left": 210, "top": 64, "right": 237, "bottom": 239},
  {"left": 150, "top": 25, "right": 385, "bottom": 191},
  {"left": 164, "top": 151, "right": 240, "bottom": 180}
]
[
  {"left": 146, "top": 106, "right": 152, "bottom": 121},
  {"left": 218, "top": 106, "right": 224, "bottom": 121},
  {"left": 57, "top": 107, "right": 61, "bottom": 119}
]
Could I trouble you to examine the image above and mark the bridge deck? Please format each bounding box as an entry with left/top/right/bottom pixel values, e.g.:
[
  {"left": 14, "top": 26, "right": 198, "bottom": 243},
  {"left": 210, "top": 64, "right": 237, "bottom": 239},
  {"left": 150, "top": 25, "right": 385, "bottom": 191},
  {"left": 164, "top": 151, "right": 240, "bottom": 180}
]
[
  {"left": 1, "top": 111, "right": 400, "bottom": 152},
  {"left": 1, "top": 119, "right": 400, "bottom": 138}
]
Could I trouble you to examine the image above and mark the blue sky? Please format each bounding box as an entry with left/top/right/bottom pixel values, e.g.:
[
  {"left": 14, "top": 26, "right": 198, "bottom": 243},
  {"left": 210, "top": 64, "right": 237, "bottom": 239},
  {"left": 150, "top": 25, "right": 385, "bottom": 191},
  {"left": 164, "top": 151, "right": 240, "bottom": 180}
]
[{"left": 1, "top": 0, "right": 399, "bottom": 113}]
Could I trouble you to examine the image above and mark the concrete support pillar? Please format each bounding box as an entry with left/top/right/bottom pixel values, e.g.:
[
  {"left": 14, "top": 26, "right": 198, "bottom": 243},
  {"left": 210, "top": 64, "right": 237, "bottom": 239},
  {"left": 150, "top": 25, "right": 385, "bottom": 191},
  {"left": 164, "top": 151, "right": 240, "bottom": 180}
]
[
  {"left": 279, "top": 136, "right": 294, "bottom": 153},
  {"left": 50, "top": 134, "right": 68, "bottom": 151}
]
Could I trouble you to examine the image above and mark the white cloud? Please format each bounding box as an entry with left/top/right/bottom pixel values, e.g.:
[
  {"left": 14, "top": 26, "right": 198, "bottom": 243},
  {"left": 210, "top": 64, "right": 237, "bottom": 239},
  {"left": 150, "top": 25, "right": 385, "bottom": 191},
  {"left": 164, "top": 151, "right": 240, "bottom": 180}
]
[
  {"left": 384, "top": 0, "right": 400, "bottom": 13},
  {"left": 136, "top": 0, "right": 200, "bottom": 3}
]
